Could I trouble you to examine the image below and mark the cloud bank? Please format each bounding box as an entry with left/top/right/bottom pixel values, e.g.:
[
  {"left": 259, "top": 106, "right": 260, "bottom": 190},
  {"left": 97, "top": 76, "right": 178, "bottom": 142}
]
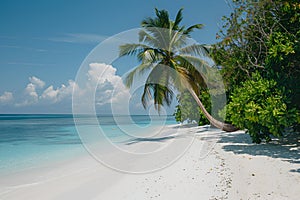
[{"left": 0, "top": 63, "right": 131, "bottom": 114}]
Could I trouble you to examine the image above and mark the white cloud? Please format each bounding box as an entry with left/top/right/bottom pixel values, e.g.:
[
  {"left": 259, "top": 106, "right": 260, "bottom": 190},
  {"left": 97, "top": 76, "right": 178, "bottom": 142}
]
[
  {"left": 41, "top": 85, "right": 58, "bottom": 102},
  {"left": 72, "top": 63, "right": 131, "bottom": 114},
  {"left": 0, "top": 92, "right": 13, "bottom": 104},
  {"left": 88, "top": 63, "right": 119, "bottom": 83},
  {"left": 29, "top": 76, "right": 45, "bottom": 88},
  {"left": 16, "top": 76, "right": 45, "bottom": 106},
  {"left": 10, "top": 63, "right": 131, "bottom": 114},
  {"left": 88, "top": 63, "right": 131, "bottom": 107},
  {"left": 25, "top": 83, "right": 38, "bottom": 100},
  {"left": 41, "top": 80, "right": 76, "bottom": 103}
]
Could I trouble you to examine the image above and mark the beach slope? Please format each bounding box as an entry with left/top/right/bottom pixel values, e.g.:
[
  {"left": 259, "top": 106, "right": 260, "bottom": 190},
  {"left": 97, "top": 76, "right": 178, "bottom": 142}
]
[{"left": 0, "top": 125, "right": 299, "bottom": 200}]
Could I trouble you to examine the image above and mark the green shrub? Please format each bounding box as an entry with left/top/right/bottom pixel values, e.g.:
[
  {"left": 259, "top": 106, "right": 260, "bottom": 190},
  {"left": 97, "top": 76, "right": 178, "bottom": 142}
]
[
  {"left": 225, "top": 72, "right": 298, "bottom": 143},
  {"left": 174, "top": 90, "right": 211, "bottom": 125}
]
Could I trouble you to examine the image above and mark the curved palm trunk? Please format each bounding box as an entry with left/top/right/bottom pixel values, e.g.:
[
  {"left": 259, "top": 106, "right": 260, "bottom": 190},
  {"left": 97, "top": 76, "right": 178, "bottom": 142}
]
[{"left": 187, "top": 88, "right": 238, "bottom": 132}]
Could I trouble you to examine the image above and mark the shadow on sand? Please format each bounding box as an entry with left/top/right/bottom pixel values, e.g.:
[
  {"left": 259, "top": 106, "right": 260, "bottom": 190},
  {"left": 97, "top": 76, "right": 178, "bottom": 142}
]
[
  {"left": 125, "top": 135, "right": 177, "bottom": 145},
  {"left": 124, "top": 124, "right": 196, "bottom": 145},
  {"left": 217, "top": 130, "right": 300, "bottom": 173},
  {"left": 122, "top": 123, "right": 300, "bottom": 173}
]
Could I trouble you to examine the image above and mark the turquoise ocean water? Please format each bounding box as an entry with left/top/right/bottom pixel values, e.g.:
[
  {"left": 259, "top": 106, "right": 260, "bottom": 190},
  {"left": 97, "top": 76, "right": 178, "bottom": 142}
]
[{"left": 0, "top": 114, "right": 176, "bottom": 175}]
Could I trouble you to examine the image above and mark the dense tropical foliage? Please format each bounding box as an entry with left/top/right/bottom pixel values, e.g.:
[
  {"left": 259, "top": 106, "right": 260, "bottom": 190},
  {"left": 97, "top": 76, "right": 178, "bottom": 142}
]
[
  {"left": 225, "top": 72, "right": 298, "bottom": 143},
  {"left": 213, "top": 0, "right": 300, "bottom": 143}
]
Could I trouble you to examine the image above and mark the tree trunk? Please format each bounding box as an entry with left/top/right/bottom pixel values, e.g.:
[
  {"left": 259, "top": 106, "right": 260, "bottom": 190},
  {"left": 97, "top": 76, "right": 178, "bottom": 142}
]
[{"left": 188, "top": 88, "right": 238, "bottom": 132}]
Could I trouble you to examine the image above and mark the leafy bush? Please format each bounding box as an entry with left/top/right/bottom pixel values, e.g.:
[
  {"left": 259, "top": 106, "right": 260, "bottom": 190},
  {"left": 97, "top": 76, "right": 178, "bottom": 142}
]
[
  {"left": 225, "top": 72, "right": 298, "bottom": 143},
  {"left": 174, "top": 90, "right": 211, "bottom": 125}
]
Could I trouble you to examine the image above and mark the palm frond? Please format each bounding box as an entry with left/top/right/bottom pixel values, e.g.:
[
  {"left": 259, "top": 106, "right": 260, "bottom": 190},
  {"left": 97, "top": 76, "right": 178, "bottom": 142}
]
[
  {"left": 169, "top": 30, "right": 189, "bottom": 50},
  {"left": 175, "top": 56, "right": 208, "bottom": 89},
  {"left": 141, "top": 64, "right": 174, "bottom": 111},
  {"left": 119, "top": 43, "right": 151, "bottom": 57},
  {"left": 141, "top": 83, "right": 173, "bottom": 112},
  {"left": 173, "top": 8, "right": 184, "bottom": 29},
  {"left": 141, "top": 84, "right": 152, "bottom": 108},
  {"left": 183, "top": 24, "right": 204, "bottom": 36},
  {"left": 141, "top": 17, "right": 156, "bottom": 27},
  {"left": 179, "top": 44, "right": 210, "bottom": 57},
  {"left": 177, "top": 55, "right": 224, "bottom": 92},
  {"left": 137, "top": 49, "right": 163, "bottom": 63},
  {"left": 170, "top": 62, "right": 190, "bottom": 91},
  {"left": 142, "top": 9, "right": 170, "bottom": 29},
  {"left": 124, "top": 62, "right": 153, "bottom": 88},
  {"left": 177, "top": 54, "right": 211, "bottom": 69},
  {"left": 138, "top": 30, "right": 157, "bottom": 45},
  {"left": 169, "top": 62, "right": 201, "bottom": 96},
  {"left": 142, "top": 27, "right": 170, "bottom": 50},
  {"left": 154, "top": 8, "right": 170, "bottom": 28},
  {"left": 138, "top": 27, "right": 166, "bottom": 51}
]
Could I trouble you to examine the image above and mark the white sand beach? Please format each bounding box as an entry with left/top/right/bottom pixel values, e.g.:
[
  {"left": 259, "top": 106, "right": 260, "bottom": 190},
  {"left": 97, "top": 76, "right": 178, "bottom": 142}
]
[{"left": 0, "top": 125, "right": 299, "bottom": 200}]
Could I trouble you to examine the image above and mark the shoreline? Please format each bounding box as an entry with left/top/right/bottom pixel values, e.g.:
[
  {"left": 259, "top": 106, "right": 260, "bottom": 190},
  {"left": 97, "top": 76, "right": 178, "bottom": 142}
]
[{"left": 0, "top": 125, "right": 299, "bottom": 199}]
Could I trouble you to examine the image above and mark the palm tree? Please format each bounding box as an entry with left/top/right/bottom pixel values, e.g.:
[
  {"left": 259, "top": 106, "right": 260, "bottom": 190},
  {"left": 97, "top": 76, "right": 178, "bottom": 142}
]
[{"left": 119, "top": 8, "right": 237, "bottom": 132}]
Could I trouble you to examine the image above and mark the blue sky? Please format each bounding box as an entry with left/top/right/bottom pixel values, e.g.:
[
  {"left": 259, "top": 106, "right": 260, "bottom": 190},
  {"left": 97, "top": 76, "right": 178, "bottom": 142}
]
[{"left": 0, "top": 0, "right": 231, "bottom": 114}]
